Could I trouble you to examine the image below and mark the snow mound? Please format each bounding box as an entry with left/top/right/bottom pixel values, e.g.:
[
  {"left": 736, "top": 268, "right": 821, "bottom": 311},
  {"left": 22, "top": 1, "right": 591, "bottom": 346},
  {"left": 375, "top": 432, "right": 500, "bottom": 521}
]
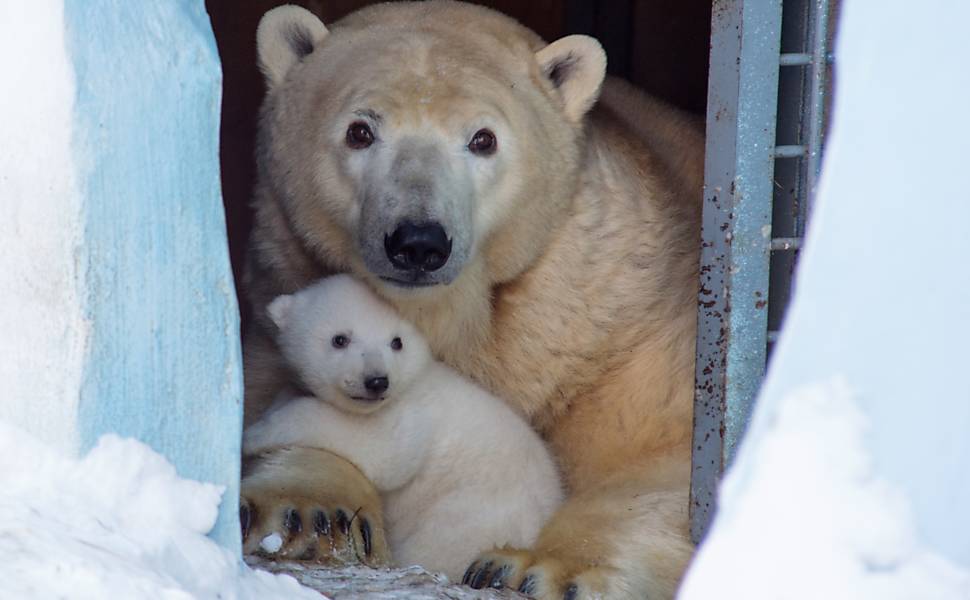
[
  {"left": 679, "top": 378, "right": 970, "bottom": 599},
  {"left": 0, "top": 421, "right": 321, "bottom": 600}
]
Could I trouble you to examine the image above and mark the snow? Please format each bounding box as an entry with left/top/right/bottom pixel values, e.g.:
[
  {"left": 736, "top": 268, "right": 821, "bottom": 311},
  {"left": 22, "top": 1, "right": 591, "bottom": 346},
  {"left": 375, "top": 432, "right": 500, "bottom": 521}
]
[
  {"left": 0, "top": 0, "right": 87, "bottom": 454},
  {"left": 0, "top": 419, "right": 523, "bottom": 599},
  {"left": 678, "top": 379, "right": 970, "bottom": 599},
  {"left": 260, "top": 533, "right": 285, "bottom": 554},
  {"left": 0, "top": 420, "right": 322, "bottom": 600}
]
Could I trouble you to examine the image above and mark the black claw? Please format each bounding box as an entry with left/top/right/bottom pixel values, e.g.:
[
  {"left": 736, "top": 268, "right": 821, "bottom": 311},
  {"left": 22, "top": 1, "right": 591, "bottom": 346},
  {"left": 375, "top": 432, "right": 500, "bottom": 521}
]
[
  {"left": 489, "top": 565, "right": 511, "bottom": 589},
  {"left": 470, "top": 561, "right": 493, "bottom": 589},
  {"left": 518, "top": 574, "right": 538, "bottom": 596},
  {"left": 360, "top": 518, "right": 373, "bottom": 556},
  {"left": 239, "top": 504, "right": 252, "bottom": 540},
  {"left": 462, "top": 562, "right": 479, "bottom": 586},
  {"left": 335, "top": 509, "right": 350, "bottom": 535},
  {"left": 313, "top": 510, "right": 331, "bottom": 536},
  {"left": 283, "top": 508, "right": 302, "bottom": 535},
  {"left": 563, "top": 583, "right": 579, "bottom": 600}
]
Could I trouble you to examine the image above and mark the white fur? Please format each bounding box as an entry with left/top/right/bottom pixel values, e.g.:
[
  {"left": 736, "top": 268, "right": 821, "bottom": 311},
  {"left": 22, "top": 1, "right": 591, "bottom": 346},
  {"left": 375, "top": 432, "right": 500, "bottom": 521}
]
[{"left": 244, "top": 275, "right": 563, "bottom": 579}]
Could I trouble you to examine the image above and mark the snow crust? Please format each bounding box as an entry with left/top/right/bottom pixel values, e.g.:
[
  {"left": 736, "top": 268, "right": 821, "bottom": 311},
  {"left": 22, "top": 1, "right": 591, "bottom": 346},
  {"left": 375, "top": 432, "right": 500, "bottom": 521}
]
[
  {"left": 0, "top": 421, "right": 321, "bottom": 600},
  {"left": 260, "top": 533, "right": 284, "bottom": 554},
  {"left": 679, "top": 379, "right": 970, "bottom": 599}
]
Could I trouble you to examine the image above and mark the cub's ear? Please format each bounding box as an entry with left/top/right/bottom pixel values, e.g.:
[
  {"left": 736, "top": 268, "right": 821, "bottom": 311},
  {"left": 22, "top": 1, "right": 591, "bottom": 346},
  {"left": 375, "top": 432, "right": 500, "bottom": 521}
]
[
  {"left": 267, "top": 294, "right": 295, "bottom": 330},
  {"left": 256, "top": 5, "right": 329, "bottom": 88},
  {"left": 535, "top": 35, "right": 607, "bottom": 122}
]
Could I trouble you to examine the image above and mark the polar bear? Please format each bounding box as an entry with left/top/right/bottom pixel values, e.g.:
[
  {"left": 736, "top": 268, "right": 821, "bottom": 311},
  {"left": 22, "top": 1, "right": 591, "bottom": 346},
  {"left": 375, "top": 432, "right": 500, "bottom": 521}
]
[
  {"left": 241, "top": 2, "right": 704, "bottom": 598},
  {"left": 243, "top": 275, "right": 563, "bottom": 581}
]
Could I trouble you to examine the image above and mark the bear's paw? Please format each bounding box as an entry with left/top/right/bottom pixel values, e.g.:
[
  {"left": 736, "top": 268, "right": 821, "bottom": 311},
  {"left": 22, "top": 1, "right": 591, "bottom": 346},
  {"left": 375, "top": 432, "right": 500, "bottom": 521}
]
[
  {"left": 463, "top": 548, "right": 615, "bottom": 600},
  {"left": 240, "top": 446, "right": 390, "bottom": 568}
]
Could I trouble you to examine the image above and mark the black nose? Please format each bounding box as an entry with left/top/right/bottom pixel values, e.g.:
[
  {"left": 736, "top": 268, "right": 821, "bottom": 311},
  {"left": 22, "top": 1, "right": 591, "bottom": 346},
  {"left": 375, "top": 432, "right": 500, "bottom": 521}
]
[
  {"left": 384, "top": 222, "right": 452, "bottom": 272},
  {"left": 364, "top": 376, "right": 389, "bottom": 394}
]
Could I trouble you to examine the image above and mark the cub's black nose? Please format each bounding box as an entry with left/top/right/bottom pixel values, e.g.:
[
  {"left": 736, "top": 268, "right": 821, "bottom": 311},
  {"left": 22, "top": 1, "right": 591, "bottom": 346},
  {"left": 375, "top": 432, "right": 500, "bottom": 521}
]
[
  {"left": 364, "top": 376, "right": 389, "bottom": 394},
  {"left": 384, "top": 222, "right": 452, "bottom": 272}
]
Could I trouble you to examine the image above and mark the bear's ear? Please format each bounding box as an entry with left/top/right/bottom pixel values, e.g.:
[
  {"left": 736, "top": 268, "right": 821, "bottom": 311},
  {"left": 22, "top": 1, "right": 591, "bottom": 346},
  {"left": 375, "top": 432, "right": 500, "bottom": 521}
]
[
  {"left": 535, "top": 35, "right": 607, "bottom": 122},
  {"left": 256, "top": 5, "right": 329, "bottom": 88},
  {"left": 267, "top": 294, "right": 295, "bottom": 330}
]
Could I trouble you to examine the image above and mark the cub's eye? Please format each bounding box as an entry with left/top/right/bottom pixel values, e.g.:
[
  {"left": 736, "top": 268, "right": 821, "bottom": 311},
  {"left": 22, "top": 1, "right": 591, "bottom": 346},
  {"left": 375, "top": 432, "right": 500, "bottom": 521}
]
[
  {"left": 468, "top": 128, "right": 497, "bottom": 156},
  {"left": 390, "top": 337, "right": 403, "bottom": 351},
  {"left": 346, "top": 121, "right": 374, "bottom": 149},
  {"left": 331, "top": 334, "right": 350, "bottom": 349}
]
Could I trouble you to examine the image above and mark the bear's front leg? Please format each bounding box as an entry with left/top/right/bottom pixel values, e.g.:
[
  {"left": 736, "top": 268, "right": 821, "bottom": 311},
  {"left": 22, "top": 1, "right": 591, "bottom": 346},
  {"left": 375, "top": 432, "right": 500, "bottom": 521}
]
[
  {"left": 240, "top": 446, "right": 390, "bottom": 567},
  {"left": 463, "top": 474, "right": 694, "bottom": 600}
]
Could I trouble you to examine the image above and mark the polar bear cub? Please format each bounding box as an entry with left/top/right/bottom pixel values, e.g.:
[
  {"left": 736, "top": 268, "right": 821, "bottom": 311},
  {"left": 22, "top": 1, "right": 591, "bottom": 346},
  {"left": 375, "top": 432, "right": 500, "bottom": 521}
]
[{"left": 243, "top": 274, "right": 563, "bottom": 580}]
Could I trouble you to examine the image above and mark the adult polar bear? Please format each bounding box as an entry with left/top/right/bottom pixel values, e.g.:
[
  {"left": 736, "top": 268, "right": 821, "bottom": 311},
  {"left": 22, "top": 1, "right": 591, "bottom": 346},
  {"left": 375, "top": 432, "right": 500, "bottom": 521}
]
[{"left": 241, "top": 2, "right": 703, "bottom": 598}]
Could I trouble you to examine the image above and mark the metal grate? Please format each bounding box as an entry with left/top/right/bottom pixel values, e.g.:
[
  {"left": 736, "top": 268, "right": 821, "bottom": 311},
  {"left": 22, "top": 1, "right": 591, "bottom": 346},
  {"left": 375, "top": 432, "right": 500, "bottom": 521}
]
[
  {"left": 767, "top": 0, "right": 835, "bottom": 350},
  {"left": 690, "top": 0, "right": 834, "bottom": 544}
]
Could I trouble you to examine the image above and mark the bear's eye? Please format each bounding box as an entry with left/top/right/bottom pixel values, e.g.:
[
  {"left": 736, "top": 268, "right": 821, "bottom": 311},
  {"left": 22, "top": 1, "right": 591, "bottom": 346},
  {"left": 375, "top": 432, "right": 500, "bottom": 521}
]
[
  {"left": 468, "top": 128, "right": 497, "bottom": 156},
  {"left": 346, "top": 121, "right": 374, "bottom": 149},
  {"left": 391, "top": 337, "right": 403, "bottom": 351},
  {"left": 331, "top": 334, "right": 350, "bottom": 349}
]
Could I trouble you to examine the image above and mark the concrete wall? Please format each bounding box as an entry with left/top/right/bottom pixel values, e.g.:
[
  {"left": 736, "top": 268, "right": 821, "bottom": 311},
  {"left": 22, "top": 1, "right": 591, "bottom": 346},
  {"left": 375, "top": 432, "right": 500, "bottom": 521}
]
[
  {"left": 0, "top": 0, "right": 242, "bottom": 552},
  {"left": 0, "top": 1, "right": 86, "bottom": 457}
]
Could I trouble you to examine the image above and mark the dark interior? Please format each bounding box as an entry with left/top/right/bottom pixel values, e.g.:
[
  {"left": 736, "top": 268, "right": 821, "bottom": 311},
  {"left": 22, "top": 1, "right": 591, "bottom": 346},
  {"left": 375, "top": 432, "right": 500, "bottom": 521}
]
[{"left": 205, "top": 0, "right": 712, "bottom": 329}]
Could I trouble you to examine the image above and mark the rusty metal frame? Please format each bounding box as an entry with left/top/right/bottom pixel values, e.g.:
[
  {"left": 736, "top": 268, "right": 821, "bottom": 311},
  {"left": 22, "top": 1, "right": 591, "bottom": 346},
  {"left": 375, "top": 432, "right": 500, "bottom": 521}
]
[
  {"left": 690, "top": 0, "right": 834, "bottom": 544},
  {"left": 690, "top": 0, "right": 784, "bottom": 544}
]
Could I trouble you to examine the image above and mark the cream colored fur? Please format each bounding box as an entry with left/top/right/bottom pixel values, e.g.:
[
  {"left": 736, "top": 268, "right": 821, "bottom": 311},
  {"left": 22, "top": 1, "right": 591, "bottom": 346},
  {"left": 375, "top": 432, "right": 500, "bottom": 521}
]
[
  {"left": 240, "top": 445, "right": 389, "bottom": 565},
  {"left": 242, "top": 2, "right": 703, "bottom": 598},
  {"left": 244, "top": 275, "right": 563, "bottom": 580},
  {"left": 255, "top": 5, "right": 328, "bottom": 87}
]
